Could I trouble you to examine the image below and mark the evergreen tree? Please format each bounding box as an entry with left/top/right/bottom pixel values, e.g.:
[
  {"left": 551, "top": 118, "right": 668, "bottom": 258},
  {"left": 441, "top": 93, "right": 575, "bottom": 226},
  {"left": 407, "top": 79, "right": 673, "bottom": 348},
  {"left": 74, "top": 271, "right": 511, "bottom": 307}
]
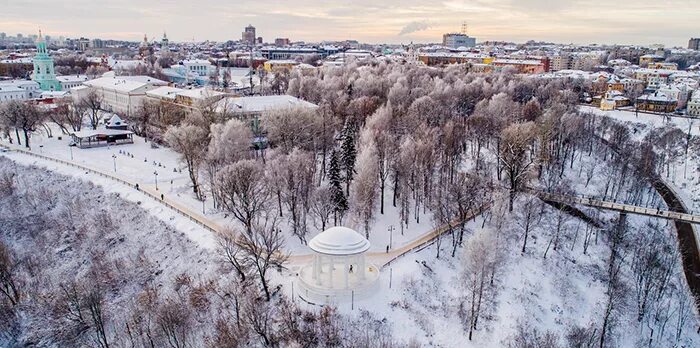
[
  {"left": 340, "top": 122, "right": 357, "bottom": 195},
  {"left": 328, "top": 149, "right": 348, "bottom": 225}
]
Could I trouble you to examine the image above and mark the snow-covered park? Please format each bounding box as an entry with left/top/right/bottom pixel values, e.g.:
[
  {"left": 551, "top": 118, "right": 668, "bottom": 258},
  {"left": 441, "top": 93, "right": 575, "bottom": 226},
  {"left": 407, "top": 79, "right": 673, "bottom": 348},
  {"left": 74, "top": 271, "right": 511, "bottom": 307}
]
[{"left": 2, "top": 65, "right": 699, "bottom": 347}]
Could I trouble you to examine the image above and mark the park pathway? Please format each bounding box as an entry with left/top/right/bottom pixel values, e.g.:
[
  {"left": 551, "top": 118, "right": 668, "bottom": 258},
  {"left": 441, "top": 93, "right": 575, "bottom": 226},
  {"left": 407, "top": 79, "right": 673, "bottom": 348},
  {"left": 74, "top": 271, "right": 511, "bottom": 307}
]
[{"left": 0, "top": 141, "right": 489, "bottom": 268}]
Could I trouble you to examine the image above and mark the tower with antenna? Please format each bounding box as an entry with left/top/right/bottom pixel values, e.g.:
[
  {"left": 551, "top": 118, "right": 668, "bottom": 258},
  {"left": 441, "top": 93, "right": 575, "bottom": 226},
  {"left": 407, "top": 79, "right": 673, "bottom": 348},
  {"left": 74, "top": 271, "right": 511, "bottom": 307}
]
[{"left": 442, "top": 22, "right": 476, "bottom": 49}]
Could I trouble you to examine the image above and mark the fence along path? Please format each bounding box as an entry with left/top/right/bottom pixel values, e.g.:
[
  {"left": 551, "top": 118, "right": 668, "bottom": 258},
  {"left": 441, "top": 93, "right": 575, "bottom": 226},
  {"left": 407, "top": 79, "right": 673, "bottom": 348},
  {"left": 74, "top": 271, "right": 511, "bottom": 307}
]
[
  {"left": 533, "top": 190, "right": 700, "bottom": 224},
  {"left": 0, "top": 142, "right": 489, "bottom": 268}
]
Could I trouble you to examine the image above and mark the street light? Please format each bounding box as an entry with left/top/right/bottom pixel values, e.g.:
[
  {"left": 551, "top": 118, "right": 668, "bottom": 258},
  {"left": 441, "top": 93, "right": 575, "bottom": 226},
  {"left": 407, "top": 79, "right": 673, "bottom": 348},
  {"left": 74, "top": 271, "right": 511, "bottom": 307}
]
[
  {"left": 388, "top": 225, "right": 395, "bottom": 250},
  {"left": 39, "top": 145, "right": 43, "bottom": 154},
  {"left": 153, "top": 171, "right": 159, "bottom": 190},
  {"left": 112, "top": 154, "right": 117, "bottom": 172},
  {"left": 202, "top": 195, "right": 207, "bottom": 215}
]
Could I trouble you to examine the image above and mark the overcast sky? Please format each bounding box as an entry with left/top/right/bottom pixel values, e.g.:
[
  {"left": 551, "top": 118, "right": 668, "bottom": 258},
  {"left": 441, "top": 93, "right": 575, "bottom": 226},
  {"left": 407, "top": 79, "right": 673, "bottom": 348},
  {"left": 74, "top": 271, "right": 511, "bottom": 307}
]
[{"left": 3, "top": 0, "right": 698, "bottom": 46}]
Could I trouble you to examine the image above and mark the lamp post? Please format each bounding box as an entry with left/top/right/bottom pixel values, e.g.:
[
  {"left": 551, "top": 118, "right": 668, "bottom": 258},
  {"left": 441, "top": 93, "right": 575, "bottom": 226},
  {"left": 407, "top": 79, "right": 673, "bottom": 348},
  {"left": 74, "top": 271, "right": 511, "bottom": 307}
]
[
  {"left": 39, "top": 145, "right": 43, "bottom": 154},
  {"left": 153, "top": 171, "right": 159, "bottom": 190},
  {"left": 388, "top": 225, "right": 395, "bottom": 250},
  {"left": 202, "top": 195, "right": 207, "bottom": 215},
  {"left": 112, "top": 154, "right": 117, "bottom": 172}
]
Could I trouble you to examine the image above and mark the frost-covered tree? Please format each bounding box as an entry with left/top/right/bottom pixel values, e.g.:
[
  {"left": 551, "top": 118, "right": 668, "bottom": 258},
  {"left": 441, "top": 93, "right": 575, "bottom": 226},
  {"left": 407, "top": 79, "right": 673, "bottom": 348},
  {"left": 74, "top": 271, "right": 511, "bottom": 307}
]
[
  {"left": 206, "top": 118, "right": 254, "bottom": 204},
  {"left": 79, "top": 89, "right": 104, "bottom": 130},
  {"left": 310, "top": 185, "right": 334, "bottom": 232},
  {"left": 499, "top": 122, "right": 536, "bottom": 211},
  {"left": 272, "top": 148, "right": 315, "bottom": 244},
  {"left": 350, "top": 137, "right": 379, "bottom": 238},
  {"left": 164, "top": 124, "right": 208, "bottom": 199},
  {"left": 216, "top": 159, "right": 270, "bottom": 234},
  {"left": 263, "top": 106, "right": 319, "bottom": 153},
  {"left": 459, "top": 228, "right": 504, "bottom": 341},
  {"left": 364, "top": 104, "right": 394, "bottom": 214},
  {"left": 236, "top": 218, "right": 287, "bottom": 301}
]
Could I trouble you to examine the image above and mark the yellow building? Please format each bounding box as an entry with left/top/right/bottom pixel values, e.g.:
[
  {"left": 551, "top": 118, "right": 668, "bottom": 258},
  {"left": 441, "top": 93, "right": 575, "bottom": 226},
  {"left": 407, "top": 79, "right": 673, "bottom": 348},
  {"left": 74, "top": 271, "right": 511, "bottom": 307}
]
[
  {"left": 639, "top": 54, "right": 665, "bottom": 67},
  {"left": 647, "top": 62, "right": 678, "bottom": 70},
  {"left": 263, "top": 59, "right": 300, "bottom": 72}
]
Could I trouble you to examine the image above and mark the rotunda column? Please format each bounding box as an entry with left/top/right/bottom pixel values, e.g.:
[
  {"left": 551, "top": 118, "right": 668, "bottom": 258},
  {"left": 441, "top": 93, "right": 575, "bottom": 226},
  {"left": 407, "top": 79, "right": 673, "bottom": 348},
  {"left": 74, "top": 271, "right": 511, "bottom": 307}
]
[
  {"left": 328, "top": 256, "right": 334, "bottom": 289},
  {"left": 344, "top": 256, "right": 349, "bottom": 289}
]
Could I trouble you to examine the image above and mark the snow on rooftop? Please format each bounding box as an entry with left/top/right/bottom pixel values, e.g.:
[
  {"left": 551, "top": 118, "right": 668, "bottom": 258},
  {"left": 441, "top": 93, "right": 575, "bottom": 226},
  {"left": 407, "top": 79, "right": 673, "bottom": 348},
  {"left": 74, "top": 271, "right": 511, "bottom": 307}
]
[
  {"left": 146, "top": 86, "right": 185, "bottom": 100},
  {"left": 0, "top": 85, "right": 25, "bottom": 93},
  {"left": 175, "top": 88, "right": 225, "bottom": 100},
  {"left": 308, "top": 226, "right": 371, "bottom": 255},
  {"left": 70, "top": 128, "right": 134, "bottom": 138},
  {"left": 215, "top": 95, "right": 317, "bottom": 114},
  {"left": 84, "top": 76, "right": 168, "bottom": 93},
  {"left": 56, "top": 75, "right": 89, "bottom": 83}
]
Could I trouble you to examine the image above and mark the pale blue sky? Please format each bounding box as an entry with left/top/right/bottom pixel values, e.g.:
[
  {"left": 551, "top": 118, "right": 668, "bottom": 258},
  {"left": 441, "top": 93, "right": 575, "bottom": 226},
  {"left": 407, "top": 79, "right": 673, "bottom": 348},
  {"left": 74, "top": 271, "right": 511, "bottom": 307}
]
[{"left": 2, "top": 0, "right": 698, "bottom": 46}]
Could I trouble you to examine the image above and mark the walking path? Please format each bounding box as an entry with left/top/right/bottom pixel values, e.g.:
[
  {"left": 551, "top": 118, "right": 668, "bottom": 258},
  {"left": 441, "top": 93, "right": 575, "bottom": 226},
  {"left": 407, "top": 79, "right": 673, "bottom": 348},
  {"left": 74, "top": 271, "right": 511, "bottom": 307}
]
[
  {"left": 532, "top": 190, "right": 700, "bottom": 224},
  {"left": 0, "top": 142, "right": 489, "bottom": 268}
]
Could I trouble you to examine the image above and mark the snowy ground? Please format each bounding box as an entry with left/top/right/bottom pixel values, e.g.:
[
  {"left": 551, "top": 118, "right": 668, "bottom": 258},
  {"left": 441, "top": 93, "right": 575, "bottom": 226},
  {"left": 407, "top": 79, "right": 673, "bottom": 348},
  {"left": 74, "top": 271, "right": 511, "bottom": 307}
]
[
  {"left": 284, "top": 196, "right": 698, "bottom": 347},
  {"left": 3, "top": 111, "right": 698, "bottom": 346},
  {"left": 4, "top": 125, "right": 435, "bottom": 256},
  {"left": 0, "top": 147, "right": 219, "bottom": 250},
  {"left": 580, "top": 106, "right": 700, "bottom": 213}
]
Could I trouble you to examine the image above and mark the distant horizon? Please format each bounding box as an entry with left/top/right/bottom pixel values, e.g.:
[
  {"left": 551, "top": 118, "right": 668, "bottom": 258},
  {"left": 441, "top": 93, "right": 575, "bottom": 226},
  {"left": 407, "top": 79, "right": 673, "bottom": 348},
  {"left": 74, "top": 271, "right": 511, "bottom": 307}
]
[
  {"left": 5, "top": 31, "right": 696, "bottom": 50},
  {"left": 3, "top": 0, "right": 699, "bottom": 48}
]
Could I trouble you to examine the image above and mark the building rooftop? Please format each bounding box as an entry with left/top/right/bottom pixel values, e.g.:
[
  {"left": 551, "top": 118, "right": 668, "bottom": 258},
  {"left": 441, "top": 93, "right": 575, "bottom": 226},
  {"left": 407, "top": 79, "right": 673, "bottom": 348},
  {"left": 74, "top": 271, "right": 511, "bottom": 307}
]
[
  {"left": 84, "top": 76, "right": 168, "bottom": 93},
  {"left": 146, "top": 86, "right": 184, "bottom": 100},
  {"left": 308, "top": 226, "right": 371, "bottom": 256},
  {"left": 56, "top": 75, "right": 89, "bottom": 83},
  {"left": 215, "top": 95, "right": 318, "bottom": 114}
]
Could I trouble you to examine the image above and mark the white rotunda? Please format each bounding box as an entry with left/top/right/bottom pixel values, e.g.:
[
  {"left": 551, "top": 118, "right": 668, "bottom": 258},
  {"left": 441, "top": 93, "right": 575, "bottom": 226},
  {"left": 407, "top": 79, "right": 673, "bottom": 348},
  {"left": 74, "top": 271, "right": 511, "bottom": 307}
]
[{"left": 297, "top": 226, "right": 379, "bottom": 304}]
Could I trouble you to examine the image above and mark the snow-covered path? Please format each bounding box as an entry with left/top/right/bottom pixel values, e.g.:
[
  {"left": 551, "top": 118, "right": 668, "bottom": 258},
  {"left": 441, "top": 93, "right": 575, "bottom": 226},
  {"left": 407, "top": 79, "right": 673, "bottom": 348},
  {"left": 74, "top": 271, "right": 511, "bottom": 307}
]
[{"left": 1, "top": 141, "right": 488, "bottom": 270}]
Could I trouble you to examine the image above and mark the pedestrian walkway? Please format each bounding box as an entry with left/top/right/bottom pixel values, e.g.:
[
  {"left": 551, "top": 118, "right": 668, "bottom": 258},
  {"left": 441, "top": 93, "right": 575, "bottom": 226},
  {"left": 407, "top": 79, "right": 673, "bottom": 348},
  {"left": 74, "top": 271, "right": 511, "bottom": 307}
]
[
  {"left": 532, "top": 190, "right": 700, "bottom": 224},
  {"left": 1, "top": 141, "right": 489, "bottom": 269}
]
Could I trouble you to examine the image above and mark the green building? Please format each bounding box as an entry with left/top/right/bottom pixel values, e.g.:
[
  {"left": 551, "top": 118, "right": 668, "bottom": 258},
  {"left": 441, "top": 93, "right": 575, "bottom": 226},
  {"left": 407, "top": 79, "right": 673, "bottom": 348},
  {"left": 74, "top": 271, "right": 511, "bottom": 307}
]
[{"left": 32, "top": 31, "right": 62, "bottom": 91}]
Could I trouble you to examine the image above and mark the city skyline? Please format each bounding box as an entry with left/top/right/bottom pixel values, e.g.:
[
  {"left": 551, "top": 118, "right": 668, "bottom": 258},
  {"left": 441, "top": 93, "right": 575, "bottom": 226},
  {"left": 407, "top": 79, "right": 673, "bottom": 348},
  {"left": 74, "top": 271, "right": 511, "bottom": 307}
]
[{"left": 2, "top": 0, "right": 699, "bottom": 46}]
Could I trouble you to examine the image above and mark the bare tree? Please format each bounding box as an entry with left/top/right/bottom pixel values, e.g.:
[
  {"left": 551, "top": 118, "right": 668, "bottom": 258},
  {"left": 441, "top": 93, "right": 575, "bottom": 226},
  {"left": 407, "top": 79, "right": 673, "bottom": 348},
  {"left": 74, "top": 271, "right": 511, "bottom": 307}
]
[
  {"left": 499, "top": 122, "right": 536, "bottom": 211},
  {"left": 157, "top": 299, "right": 191, "bottom": 348},
  {"left": 80, "top": 89, "right": 104, "bottom": 130},
  {"left": 237, "top": 218, "right": 288, "bottom": 301},
  {"left": 0, "top": 101, "right": 46, "bottom": 148},
  {"left": 85, "top": 284, "right": 110, "bottom": 348},
  {"left": 516, "top": 196, "right": 539, "bottom": 254},
  {"left": 459, "top": 228, "right": 504, "bottom": 340},
  {"left": 310, "top": 185, "right": 334, "bottom": 232},
  {"left": 164, "top": 124, "right": 208, "bottom": 199},
  {"left": 216, "top": 159, "right": 270, "bottom": 234},
  {"left": 0, "top": 241, "right": 21, "bottom": 307},
  {"left": 599, "top": 214, "right": 628, "bottom": 348},
  {"left": 218, "top": 228, "right": 251, "bottom": 283}
]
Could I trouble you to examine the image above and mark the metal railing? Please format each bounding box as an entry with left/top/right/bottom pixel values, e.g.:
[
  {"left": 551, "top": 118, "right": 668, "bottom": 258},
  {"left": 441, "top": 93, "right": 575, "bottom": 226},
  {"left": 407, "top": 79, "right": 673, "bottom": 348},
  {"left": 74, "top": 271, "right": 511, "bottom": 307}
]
[{"left": 533, "top": 190, "right": 700, "bottom": 224}]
